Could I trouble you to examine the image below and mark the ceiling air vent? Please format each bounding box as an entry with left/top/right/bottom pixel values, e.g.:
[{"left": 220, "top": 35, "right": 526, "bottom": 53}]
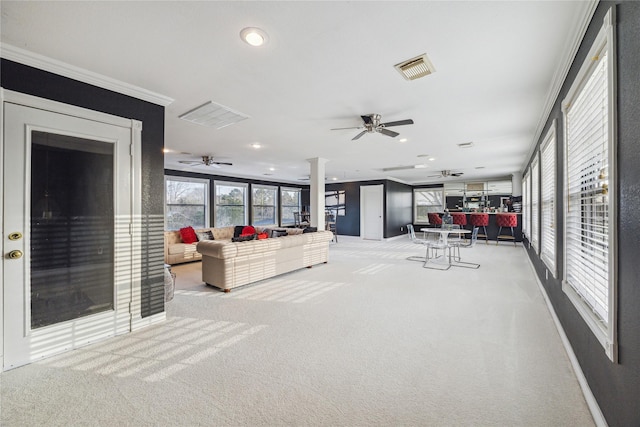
[
  {"left": 179, "top": 101, "right": 250, "bottom": 129},
  {"left": 394, "top": 54, "right": 436, "bottom": 81}
]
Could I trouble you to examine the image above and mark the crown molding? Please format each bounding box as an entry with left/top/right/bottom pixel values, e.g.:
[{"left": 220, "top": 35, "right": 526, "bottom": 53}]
[
  {"left": 522, "top": 0, "right": 599, "bottom": 172},
  {"left": 0, "top": 43, "right": 173, "bottom": 107}
]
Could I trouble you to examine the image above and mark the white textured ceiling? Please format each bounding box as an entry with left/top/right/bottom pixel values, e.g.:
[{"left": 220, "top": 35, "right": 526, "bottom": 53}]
[{"left": 1, "top": 1, "right": 594, "bottom": 185}]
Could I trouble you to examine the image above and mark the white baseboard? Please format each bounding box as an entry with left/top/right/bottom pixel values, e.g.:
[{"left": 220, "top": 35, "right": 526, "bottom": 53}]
[
  {"left": 524, "top": 249, "right": 608, "bottom": 427},
  {"left": 131, "top": 311, "right": 167, "bottom": 331}
]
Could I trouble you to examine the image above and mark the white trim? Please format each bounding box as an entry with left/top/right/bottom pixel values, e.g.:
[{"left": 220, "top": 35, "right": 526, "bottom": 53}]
[
  {"left": 525, "top": 251, "right": 607, "bottom": 427},
  {"left": 561, "top": 8, "right": 617, "bottom": 362},
  {"left": 131, "top": 311, "right": 167, "bottom": 331},
  {"left": 522, "top": 0, "right": 599, "bottom": 171},
  {"left": 0, "top": 89, "right": 4, "bottom": 371},
  {"left": 1, "top": 43, "right": 173, "bottom": 107}
]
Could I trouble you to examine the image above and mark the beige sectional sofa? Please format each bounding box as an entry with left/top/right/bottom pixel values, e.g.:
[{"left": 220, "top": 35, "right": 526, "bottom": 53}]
[
  {"left": 197, "top": 229, "right": 334, "bottom": 292},
  {"left": 164, "top": 226, "right": 236, "bottom": 265}
]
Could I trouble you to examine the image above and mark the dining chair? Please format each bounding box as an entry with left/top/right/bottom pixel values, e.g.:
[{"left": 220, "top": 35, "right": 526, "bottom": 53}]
[{"left": 449, "top": 227, "right": 480, "bottom": 269}]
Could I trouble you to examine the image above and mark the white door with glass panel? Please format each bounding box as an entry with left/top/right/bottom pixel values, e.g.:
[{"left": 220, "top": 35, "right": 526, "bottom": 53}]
[{"left": 3, "top": 95, "right": 140, "bottom": 370}]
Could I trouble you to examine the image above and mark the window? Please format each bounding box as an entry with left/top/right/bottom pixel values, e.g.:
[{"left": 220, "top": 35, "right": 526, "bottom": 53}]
[
  {"left": 165, "top": 176, "right": 209, "bottom": 230},
  {"left": 252, "top": 184, "right": 278, "bottom": 226},
  {"left": 530, "top": 153, "right": 540, "bottom": 252},
  {"left": 414, "top": 187, "right": 444, "bottom": 224},
  {"left": 281, "top": 187, "right": 302, "bottom": 226},
  {"left": 522, "top": 170, "right": 530, "bottom": 239},
  {"left": 540, "top": 123, "right": 557, "bottom": 275},
  {"left": 562, "top": 10, "right": 616, "bottom": 360},
  {"left": 214, "top": 181, "right": 248, "bottom": 227}
]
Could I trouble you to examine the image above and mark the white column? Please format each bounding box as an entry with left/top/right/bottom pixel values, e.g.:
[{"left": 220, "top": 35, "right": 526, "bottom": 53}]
[
  {"left": 307, "top": 157, "right": 328, "bottom": 230},
  {"left": 511, "top": 172, "right": 523, "bottom": 197}
]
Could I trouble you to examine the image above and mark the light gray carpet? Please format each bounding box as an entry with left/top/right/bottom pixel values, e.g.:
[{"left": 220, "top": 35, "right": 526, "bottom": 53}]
[{"left": 1, "top": 236, "right": 595, "bottom": 426}]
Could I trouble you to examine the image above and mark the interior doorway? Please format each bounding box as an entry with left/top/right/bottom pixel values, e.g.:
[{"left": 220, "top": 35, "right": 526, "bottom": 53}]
[{"left": 360, "top": 184, "right": 383, "bottom": 240}]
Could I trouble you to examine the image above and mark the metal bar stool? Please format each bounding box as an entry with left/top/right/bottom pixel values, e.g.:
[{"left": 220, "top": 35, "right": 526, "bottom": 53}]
[
  {"left": 469, "top": 213, "right": 489, "bottom": 244},
  {"left": 496, "top": 213, "right": 518, "bottom": 245}
]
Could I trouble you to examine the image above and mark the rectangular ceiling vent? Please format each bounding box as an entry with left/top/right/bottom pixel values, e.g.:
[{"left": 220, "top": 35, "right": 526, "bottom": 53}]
[
  {"left": 394, "top": 53, "right": 436, "bottom": 81},
  {"left": 179, "top": 101, "right": 250, "bottom": 129}
]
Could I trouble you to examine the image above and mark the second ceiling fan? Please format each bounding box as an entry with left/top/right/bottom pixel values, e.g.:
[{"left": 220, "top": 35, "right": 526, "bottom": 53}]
[{"left": 332, "top": 114, "right": 414, "bottom": 140}]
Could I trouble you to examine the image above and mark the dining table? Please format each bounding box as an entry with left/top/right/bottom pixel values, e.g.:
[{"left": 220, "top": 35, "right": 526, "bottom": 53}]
[{"left": 420, "top": 227, "right": 479, "bottom": 269}]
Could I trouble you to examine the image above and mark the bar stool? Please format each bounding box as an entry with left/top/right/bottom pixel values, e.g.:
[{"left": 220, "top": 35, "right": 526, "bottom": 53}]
[
  {"left": 427, "top": 212, "right": 442, "bottom": 227},
  {"left": 496, "top": 213, "right": 518, "bottom": 245},
  {"left": 469, "top": 213, "right": 489, "bottom": 243},
  {"left": 451, "top": 212, "right": 467, "bottom": 240}
]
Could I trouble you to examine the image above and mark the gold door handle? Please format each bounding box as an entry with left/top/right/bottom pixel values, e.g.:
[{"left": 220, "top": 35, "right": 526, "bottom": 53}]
[{"left": 8, "top": 250, "right": 23, "bottom": 259}]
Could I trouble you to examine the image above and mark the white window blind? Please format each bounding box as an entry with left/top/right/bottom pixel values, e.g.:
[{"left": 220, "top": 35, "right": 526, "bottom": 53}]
[
  {"left": 530, "top": 154, "right": 540, "bottom": 252},
  {"left": 540, "top": 123, "right": 557, "bottom": 275},
  {"left": 522, "top": 171, "right": 529, "bottom": 239},
  {"left": 562, "top": 9, "right": 616, "bottom": 360}
]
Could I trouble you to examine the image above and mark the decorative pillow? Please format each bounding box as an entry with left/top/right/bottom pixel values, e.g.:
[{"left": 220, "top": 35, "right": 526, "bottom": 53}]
[
  {"left": 257, "top": 232, "right": 268, "bottom": 240},
  {"left": 302, "top": 226, "right": 317, "bottom": 233},
  {"left": 195, "top": 230, "right": 214, "bottom": 241},
  {"left": 179, "top": 226, "right": 198, "bottom": 244},
  {"left": 232, "top": 234, "right": 256, "bottom": 242},
  {"left": 233, "top": 225, "right": 246, "bottom": 238},
  {"left": 271, "top": 230, "right": 288, "bottom": 238},
  {"left": 241, "top": 225, "right": 256, "bottom": 236}
]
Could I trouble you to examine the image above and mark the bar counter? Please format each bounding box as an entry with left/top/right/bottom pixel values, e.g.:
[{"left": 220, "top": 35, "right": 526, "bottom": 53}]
[{"left": 422, "top": 212, "right": 523, "bottom": 243}]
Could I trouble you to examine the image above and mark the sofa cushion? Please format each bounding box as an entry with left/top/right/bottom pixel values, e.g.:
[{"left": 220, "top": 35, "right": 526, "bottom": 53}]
[
  {"left": 180, "top": 226, "right": 198, "bottom": 243},
  {"left": 168, "top": 243, "right": 197, "bottom": 255}
]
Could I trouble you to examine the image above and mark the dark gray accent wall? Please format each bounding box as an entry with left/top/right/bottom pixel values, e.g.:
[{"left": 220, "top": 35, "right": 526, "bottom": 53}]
[
  {"left": 1, "top": 59, "right": 166, "bottom": 318},
  {"left": 522, "top": 3, "right": 640, "bottom": 426}
]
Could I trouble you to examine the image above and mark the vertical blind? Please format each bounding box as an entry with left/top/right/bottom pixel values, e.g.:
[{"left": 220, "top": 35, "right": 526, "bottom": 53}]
[
  {"left": 530, "top": 154, "right": 540, "bottom": 252},
  {"left": 564, "top": 48, "right": 611, "bottom": 325},
  {"left": 540, "top": 126, "right": 557, "bottom": 274}
]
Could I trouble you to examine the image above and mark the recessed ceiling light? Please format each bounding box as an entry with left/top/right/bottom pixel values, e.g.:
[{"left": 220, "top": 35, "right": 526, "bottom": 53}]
[
  {"left": 428, "top": 157, "right": 435, "bottom": 161},
  {"left": 240, "top": 27, "right": 268, "bottom": 47},
  {"left": 399, "top": 138, "right": 407, "bottom": 143},
  {"left": 332, "top": 177, "right": 338, "bottom": 181},
  {"left": 251, "top": 143, "right": 261, "bottom": 149},
  {"left": 162, "top": 148, "right": 171, "bottom": 153},
  {"left": 414, "top": 164, "right": 426, "bottom": 169},
  {"left": 269, "top": 167, "right": 275, "bottom": 171}
]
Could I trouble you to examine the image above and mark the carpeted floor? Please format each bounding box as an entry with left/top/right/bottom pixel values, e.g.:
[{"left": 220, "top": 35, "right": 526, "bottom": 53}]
[{"left": 1, "top": 236, "right": 595, "bottom": 426}]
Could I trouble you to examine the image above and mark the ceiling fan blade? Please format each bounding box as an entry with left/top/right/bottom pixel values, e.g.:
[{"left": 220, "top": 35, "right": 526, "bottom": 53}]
[
  {"left": 212, "top": 162, "right": 233, "bottom": 166},
  {"left": 379, "top": 128, "right": 400, "bottom": 138},
  {"left": 178, "top": 160, "right": 201, "bottom": 165},
  {"left": 360, "top": 115, "right": 373, "bottom": 125},
  {"left": 451, "top": 172, "right": 464, "bottom": 177},
  {"left": 330, "top": 126, "right": 363, "bottom": 131},
  {"left": 352, "top": 130, "right": 367, "bottom": 140},
  {"left": 381, "top": 119, "right": 414, "bottom": 127}
]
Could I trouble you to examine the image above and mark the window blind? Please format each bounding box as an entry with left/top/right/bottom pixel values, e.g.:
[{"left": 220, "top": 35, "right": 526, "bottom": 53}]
[
  {"left": 564, "top": 49, "right": 610, "bottom": 324},
  {"left": 540, "top": 124, "right": 557, "bottom": 275},
  {"left": 530, "top": 154, "right": 540, "bottom": 252}
]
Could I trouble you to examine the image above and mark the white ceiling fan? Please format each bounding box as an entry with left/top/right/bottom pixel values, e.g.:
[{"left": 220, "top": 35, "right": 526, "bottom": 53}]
[{"left": 178, "top": 155, "right": 233, "bottom": 168}]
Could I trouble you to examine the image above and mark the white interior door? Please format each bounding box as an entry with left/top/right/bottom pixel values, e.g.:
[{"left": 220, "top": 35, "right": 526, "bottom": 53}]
[
  {"left": 360, "top": 184, "right": 383, "bottom": 240},
  {"left": 3, "top": 96, "right": 138, "bottom": 370}
]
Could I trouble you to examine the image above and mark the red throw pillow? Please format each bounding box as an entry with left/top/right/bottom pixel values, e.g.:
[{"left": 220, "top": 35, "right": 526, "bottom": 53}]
[
  {"left": 240, "top": 225, "right": 256, "bottom": 237},
  {"left": 257, "top": 232, "right": 268, "bottom": 240},
  {"left": 179, "top": 226, "right": 198, "bottom": 244}
]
